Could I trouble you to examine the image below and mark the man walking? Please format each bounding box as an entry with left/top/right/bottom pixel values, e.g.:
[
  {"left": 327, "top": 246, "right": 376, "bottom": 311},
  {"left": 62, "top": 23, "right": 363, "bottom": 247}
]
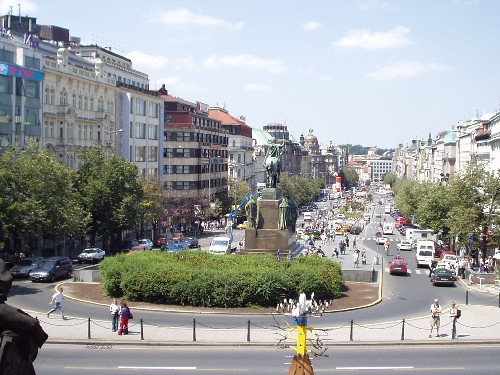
[
  {"left": 429, "top": 298, "right": 442, "bottom": 338},
  {"left": 47, "top": 287, "right": 65, "bottom": 320}
]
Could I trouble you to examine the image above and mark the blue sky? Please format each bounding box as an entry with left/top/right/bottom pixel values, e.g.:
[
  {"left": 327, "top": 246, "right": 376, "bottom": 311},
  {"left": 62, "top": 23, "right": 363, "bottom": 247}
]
[{"left": 6, "top": 0, "right": 500, "bottom": 148}]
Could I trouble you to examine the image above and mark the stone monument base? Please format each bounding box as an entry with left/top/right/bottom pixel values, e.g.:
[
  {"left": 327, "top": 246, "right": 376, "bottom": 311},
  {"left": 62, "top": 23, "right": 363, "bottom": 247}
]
[{"left": 240, "top": 228, "right": 295, "bottom": 258}]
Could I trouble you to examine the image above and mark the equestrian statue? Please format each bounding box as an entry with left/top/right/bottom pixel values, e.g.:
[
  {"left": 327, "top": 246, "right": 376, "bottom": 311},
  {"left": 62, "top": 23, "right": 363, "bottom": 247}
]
[{"left": 263, "top": 140, "right": 284, "bottom": 188}]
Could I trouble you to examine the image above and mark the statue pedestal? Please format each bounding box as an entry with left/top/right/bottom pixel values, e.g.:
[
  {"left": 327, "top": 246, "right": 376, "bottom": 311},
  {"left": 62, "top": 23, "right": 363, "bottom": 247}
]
[{"left": 241, "top": 188, "right": 295, "bottom": 258}]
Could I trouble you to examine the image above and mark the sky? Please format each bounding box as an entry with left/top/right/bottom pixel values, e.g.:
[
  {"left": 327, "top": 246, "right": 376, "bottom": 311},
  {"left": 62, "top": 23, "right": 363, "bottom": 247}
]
[{"left": 4, "top": 0, "right": 500, "bottom": 149}]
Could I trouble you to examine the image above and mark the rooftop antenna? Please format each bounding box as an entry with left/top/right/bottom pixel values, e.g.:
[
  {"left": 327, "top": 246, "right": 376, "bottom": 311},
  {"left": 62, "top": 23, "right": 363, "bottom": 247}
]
[{"left": 90, "top": 33, "right": 126, "bottom": 55}]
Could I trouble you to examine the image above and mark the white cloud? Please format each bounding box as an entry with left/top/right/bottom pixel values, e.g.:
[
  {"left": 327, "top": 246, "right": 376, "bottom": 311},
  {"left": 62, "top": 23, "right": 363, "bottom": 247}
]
[
  {"left": 204, "top": 54, "right": 286, "bottom": 73},
  {"left": 333, "top": 26, "right": 412, "bottom": 50},
  {"left": 301, "top": 21, "right": 323, "bottom": 31},
  {"left": 126, "top": 51, "right": 168, "bottom": 69},
  {"left": 156, "top": 8, "right": 244, "bottom": 31},
  {"left": 244, "top": 83, "right": 273, "bottom": 92},
  {"left": 367, "top": 60, "right": 449, "bottom": 80},
  {"left": 0, "top": 0, "right": 37, "bottom": 14}
]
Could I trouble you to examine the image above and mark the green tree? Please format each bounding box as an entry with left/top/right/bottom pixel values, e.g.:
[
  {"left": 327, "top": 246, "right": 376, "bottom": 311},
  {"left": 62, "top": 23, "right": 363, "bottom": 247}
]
[
  {"left": 414, "top": 183, "right": 451, "bottom": 235},
  {"left": 0, "top": 143, "right": 86, "bottom": 251},
  {"left": 227, "top": 178, "right": 252, "bottom": 212},
  {"left": 447, "top": 162, "right": 500, "bottom": 261},
  {"left": 338, "top": 168, "right": 359, "bottom": 190},
  {"left": 140, "top": 180, "right": 163, "bottom": 244},
  {"left": 383, "top": 172, "right": 398, "bottom": 188},
  {"left": 75, "top": 147, "right": 143, "bottom": 249}
]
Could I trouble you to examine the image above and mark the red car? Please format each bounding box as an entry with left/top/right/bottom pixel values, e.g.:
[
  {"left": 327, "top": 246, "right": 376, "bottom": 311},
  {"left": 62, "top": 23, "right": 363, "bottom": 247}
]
[{"left": 390, "top": 258, "right": 409, "bottom": 275}]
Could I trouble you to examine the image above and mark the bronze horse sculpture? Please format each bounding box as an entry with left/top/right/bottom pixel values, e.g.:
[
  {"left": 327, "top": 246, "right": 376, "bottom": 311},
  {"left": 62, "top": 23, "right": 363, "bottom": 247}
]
[{"left": 263, "top": 142, "right": 284, "bottom": 188}]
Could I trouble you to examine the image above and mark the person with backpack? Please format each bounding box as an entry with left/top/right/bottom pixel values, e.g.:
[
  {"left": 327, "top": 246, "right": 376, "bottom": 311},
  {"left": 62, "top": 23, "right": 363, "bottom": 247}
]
[
  {"left": 449, "top": 301, "right": 459, "bottom": 339},
  {"left": 118, "top": 301, "right": 133, "bottom": 335}
]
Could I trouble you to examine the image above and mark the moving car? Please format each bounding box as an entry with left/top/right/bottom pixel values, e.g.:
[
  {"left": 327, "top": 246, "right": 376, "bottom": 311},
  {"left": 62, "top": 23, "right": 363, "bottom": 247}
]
[
  {"left": 375, "top": 236, "right": 388, "bottom": 245},
  {"left": 397, "top": 240, "right": 413, "bottom": 251},
  {"left": 29, "top": 256, "right": 73, "bottom": 283},
  {"left": 77, "top": 248, "right": 105, "bottom": 263},
  {"left": 390, "top": 258, "right": 408, "bottom": 275},
  {"left": 209, "top": 236, "right": 233, "bottom": 255},
  {"left": 430, "top": 268, "right": 456, "bottom": 286},
  {"left": 9, "top": 257, "right": 44, "bottom": 278}
]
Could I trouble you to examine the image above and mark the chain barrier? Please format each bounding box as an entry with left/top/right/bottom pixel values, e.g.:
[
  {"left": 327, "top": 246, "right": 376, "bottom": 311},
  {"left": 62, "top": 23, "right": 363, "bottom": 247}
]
[{"left": 37, "top": 310, "right": 500, "bottom": 343}]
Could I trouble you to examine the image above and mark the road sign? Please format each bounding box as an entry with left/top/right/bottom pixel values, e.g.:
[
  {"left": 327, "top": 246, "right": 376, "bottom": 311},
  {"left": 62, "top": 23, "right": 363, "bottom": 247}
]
[{"left": 375, "top": 231, "right": 382, "bottom": 238}]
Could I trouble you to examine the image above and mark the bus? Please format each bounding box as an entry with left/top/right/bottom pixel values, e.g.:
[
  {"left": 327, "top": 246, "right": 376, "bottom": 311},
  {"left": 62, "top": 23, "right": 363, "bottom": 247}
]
[{"left": 319, "top": 189, "right": 330, "bottom": 201}]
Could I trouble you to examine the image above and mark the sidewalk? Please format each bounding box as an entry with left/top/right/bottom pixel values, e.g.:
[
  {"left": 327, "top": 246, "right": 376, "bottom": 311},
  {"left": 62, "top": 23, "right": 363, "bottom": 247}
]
[{"left": 35, "top": 303, "right": 500, "bottom": 345}]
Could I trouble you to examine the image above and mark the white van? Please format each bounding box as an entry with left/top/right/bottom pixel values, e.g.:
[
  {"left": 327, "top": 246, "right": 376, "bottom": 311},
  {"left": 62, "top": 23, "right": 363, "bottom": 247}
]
[
  {"left": 209, "top": 236, "right": 232, "bottom": 255},
  {"left": 384, "top": 206, "right": 391, "bottom": 214},
  {"left": 303, "top": 212, "right": 313, "bottom": 221},
  {"left": 415, "top": 240, "right": 435, "bottom": 268},
  {"left": 383, "top": 223, "right": 393, "bottom": 235}
]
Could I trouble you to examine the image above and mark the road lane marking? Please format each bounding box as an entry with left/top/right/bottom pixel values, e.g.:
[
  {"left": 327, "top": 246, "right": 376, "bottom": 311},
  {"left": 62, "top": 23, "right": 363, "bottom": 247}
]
[
  {"left": 118, "top": 366, "right": 197, "bottom": 370},
  {"left": 336, "top": 366, "right": 414, "bottom": 370}
]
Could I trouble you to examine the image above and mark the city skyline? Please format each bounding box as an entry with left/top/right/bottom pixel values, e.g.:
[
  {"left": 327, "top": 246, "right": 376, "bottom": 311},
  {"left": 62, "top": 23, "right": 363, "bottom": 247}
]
[{"left": 7, "top": 0, "right": 500, "bottom": 148}]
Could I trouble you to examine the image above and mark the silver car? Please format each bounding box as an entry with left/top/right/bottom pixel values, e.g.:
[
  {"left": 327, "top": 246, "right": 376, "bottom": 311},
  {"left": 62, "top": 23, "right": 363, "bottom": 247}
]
[
  {"left": 77, "top": 248, "right": 105, "bottom": 264},
  {"left": 9, "top": 257, "right": 44, "bottom": 278}
]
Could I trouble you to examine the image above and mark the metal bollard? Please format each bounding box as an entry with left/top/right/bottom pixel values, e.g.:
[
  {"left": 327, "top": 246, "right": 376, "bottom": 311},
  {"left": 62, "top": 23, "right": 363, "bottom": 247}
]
[
  {"left": 193, "top": 319, "right": 196, "bottom": 342},
  {"left": 140, "top": 318, "right": 144, "bottom": 340},
  {"left": 466, "top": 290, "right": 469, "bottom": 305},
  {"left": 401, "top": 319, "right": 405, "bottom": 340},
  {"left": 350, "top": 320, "right": 353, "bottom": 341},
  {"left": 247, "top": 320, "right": 251, "bottom": 342},
  {"left": 87, "top": 317, "right": 91, "bottom": 339}
]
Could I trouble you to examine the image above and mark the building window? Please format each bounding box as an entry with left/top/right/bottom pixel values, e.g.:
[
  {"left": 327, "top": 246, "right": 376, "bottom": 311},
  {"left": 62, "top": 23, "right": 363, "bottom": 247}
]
[
  {"left": 148, "top": 146, "right": 157, "bottom": 162},
  {"left": 78, "top": 95, "right": 82, "bottom": 108},
  {"left": 72, "top": 93, "right": 76, "bottom": 107},
  {"left": 135, "top": 122, "right": 146, "bottom": 139},
  {"left": 84, "top": 96, "right": 88, "bottom": 110},
  {"left": 49, "top": 89, "right": 55, "bottom": 104},
  {"left": 136, "top": 99, "right": 146, "bottom": 116},
  {"left": 135, "top": 146, "right": 146, "bottom": 161},
  {"left": 90, "top": 97, "right": 94, "bottom": 111},
  {"left": 148, "top": 124, "right": 158, "bottom": 140},
  {"left": 149, "top": 102, "right": 159, "bottom": 118}
]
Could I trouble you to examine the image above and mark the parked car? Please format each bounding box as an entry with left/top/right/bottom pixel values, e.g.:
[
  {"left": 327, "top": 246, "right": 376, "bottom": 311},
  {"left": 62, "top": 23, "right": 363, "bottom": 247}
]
[
  {"left": 136, "top": 239, "right": 154, "bottom": 250},
  {"left": 430, "top": 268, "right": 456, "bottom": 286},
  {"left": 29, "top": 256, "right": 73, "bottom": 283},
  {"left": 397, "top": 240, "right": 413, "bottom": 251},
  {"left": 390, "top": 258, "right": 409, "bottom": 275},
  {"left": 77, "top": 248, "right": 105, "bottom": 264},
  {"left": 166, "top": 242, "right": 190, "bottom": 253},
  {"left": 183, "top": 237, "right": 200, "bottom": 249},
  {"left": 160, "top": 239, "right": 182, "bottom": 251},
  {"left": 9, "top": 257, "right": 44, "bottom": 278}
]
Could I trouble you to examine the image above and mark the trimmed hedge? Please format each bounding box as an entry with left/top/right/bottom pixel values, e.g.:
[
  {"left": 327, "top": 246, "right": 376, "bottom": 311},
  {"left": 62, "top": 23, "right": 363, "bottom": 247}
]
[{"left": 99, "top": 251, "right": 343, "bottom": 308}]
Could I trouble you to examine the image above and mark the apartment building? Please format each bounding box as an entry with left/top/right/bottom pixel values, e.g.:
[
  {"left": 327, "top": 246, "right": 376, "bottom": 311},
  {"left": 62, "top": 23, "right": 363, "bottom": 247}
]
[{"left": 158, "top": 85, "right": 229, "bottom": 205}]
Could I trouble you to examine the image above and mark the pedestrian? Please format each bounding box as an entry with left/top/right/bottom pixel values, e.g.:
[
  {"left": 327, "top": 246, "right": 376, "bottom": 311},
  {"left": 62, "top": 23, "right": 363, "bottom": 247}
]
[
  {"left": 361, "top": 251, "right": 367, "bottom": 265},
  {"left": 429, "top": 298, "right": 442, "bottom": 338},
  {"left": 353, "top": 250, "right": 359, "bottom": 268},
  {"left": 276, "top": 249, "right": 281, "bottom": 260},
  {"left": 449, "top": 302, "right": 458, "bottom": 339},
  {"left": 353, "top": 237, "right": 357, "bottom": 250},
  {"left": 47, "top": 287, "right": 65, "bottom": 320},
  {"left": 110, "top": 298, "right": 121, "bottom": 332},
  {"left": 118, "top": 301, "right": 133, "bottom": 335}
]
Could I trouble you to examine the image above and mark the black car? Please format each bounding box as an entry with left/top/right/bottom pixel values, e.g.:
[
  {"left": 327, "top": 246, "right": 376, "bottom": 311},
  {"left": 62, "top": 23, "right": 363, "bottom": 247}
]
[
  {"left": 184, "top": 237, "right": 200, "bottom": 249},
  {"left": 430, "top": 268, "right": 456, "bottom": 286}
]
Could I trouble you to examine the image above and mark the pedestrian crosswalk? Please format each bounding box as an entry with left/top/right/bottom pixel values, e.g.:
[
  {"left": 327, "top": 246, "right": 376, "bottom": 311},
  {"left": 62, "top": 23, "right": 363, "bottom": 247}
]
[{"left": 384, "top": 267, "right": 429, "bottom": 275}]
